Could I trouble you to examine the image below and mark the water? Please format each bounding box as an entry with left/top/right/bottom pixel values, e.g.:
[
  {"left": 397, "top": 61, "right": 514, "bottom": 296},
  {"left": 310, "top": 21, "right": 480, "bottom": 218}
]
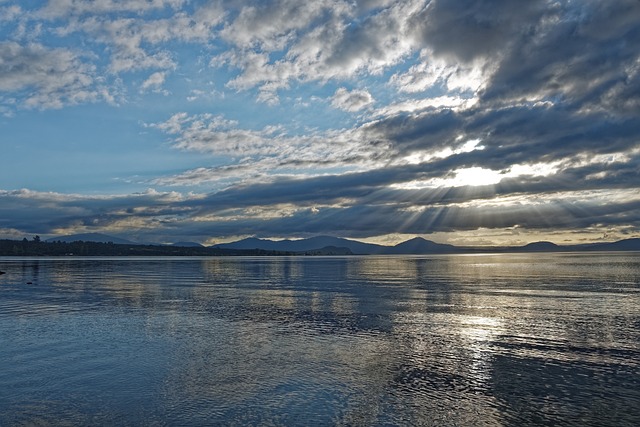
[{"left": 0, "top": 253, "right": 639, "bottom": 426}]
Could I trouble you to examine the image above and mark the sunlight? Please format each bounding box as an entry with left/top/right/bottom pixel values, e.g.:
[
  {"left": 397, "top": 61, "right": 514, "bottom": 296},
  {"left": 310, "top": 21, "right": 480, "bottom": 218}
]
[
  {"left": 392, "top": 166, "right": 501, "bottom": 189},
  {"left": 392, "top": 160, "right": 560, "bottom": 190},
  {"left": 446, "top": 167, "right": 504, "bottom": 187},
  {"left": 400, "top": 138, "right": 485, "bottom": 166}
]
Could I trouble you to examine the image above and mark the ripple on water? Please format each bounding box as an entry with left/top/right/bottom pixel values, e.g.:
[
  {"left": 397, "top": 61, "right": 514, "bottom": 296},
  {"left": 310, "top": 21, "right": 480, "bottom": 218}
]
[{"left": 1, "top": 255, "right": 639, "bottom": 426}]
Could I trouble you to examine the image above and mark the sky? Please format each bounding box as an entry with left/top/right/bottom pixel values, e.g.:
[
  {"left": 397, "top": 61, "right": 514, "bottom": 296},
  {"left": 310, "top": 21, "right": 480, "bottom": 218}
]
[{"left": 1, "top": 0, "right": 639, "bottom": 246}]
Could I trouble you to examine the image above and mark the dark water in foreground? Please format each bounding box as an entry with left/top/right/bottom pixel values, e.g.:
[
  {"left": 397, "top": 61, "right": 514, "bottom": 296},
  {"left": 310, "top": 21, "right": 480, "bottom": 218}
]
[{"left": 0, "top": 253, "right": 639, "bottom": 426}]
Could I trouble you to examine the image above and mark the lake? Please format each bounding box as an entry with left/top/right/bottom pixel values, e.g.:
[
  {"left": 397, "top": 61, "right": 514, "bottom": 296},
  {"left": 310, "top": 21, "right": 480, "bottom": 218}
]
[{"left": 1, "top": 253, "right": 639, "bottom": 426}]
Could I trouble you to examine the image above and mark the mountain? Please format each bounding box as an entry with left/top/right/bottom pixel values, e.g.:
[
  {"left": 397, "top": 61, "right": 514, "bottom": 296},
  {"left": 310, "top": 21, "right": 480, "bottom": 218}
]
[
  {"left": 213, "top": 235, "right": 385, "bottom": 254},
  {"left": 215, "top": 236, "right": 462, "bottom": 255},
  {"left": 212, "top": 237, "right": 283, "bottom": 251},
  {"left": 172, "top": 241, "right": 204, "bottom": 247},
  {"left": 41, "top": 233, "right": 640, "bottom": 255},
  {"left": 387, "top": 237, "right": 459, "bottom": 254},
  {"left": 581, "top": 238, "right": 640, "bottom": 252},
  {"left": 214, "top": 236, "right": 640, "bottom": 255},
  {"left": 45, "top": 233, "right": 138, "bottom": 245},
  {"left": 514, "top": 241, "right": 560, "bottom": 252}
]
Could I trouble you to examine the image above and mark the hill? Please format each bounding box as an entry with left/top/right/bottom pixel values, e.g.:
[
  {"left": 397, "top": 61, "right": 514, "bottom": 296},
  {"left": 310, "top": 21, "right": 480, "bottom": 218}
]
[
  {"left": 45, "top": 233, "right": 138, "bottom": 245},
  {"left": 172, "top": 241, "right": 204, "bottom": 247},
  {"left": 215, "top": 236, "right": 460, "bottom": 254},
  {"left": 3, "top": 235, "right": 638, "bottom": 256},
  {"left": 581, "top": 238, "right": 640, "bottom": 252},
  {"left": 387, "top": 237, "right": 459, "bottom": 254},
  {"left": 213, "top": 235, "right": 384, "bottom": 254},
  {"left": 214, "top": 236, "right": 640, "bottom": 255},
  {"left": 514, "top": 241, "right": 560, "bottom": 252}
]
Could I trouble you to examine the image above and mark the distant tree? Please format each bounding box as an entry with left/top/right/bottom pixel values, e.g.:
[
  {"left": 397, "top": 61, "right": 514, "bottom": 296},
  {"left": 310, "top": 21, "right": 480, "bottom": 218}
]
[
  {"left": 33, "top": 235, "right": 41, "bottom": 243},
  {"left": 22, "top": 238, "right": 28, "bottom": 243}
]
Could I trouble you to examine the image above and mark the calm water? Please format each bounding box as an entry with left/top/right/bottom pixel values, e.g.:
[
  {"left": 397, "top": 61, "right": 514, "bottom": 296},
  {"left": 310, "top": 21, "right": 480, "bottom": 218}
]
[{"left": 0, "top": 253, "right": 639, "bottom": 426}]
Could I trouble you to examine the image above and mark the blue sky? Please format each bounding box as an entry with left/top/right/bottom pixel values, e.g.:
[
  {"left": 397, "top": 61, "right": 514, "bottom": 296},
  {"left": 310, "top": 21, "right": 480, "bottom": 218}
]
[{"left": 1, "top": 0, "right": 639, "bottom": 246}]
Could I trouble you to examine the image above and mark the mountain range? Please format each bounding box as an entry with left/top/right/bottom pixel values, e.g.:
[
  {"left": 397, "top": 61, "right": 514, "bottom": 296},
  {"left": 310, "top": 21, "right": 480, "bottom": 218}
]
[
  {"left": 43, "top": 233, "right": 640, "bottom": 254},
  {"left": 213, "top": 235, "right": 459, "bottom": 254},
  {"left": 212, "top": 235, "right": 640, "bottom": 254}
]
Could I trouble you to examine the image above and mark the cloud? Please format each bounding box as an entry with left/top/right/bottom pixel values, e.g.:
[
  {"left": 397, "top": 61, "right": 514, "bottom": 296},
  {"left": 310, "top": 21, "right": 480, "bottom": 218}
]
[
  {"left": 1, "top": 1, "right": 639, "bottom": 244},
  {"left": 36, "top": 0, "right": 187, "bottom": 19},
  {"left": 474, "top": 0, "right": 640, "bottom": 114},
  {"left": 4, "top": 154, "right": 640, "bottom": 241},
  {"left": 0, "top": 188, "right": 193, "bottom": 239},
  {"left": 148, "top": 112, "right": 390, "bottom": 176},
  {"left": 0, "top": 41, "right": 108, "bottom": 109},
  {"left": 331, "top": 87, "right": 374, "bottom": 112},
  {"left": 219, "top": 0, "right": 342, "bottom": 51},
  {"left": 140, "top": 71, "right": 167, "bottom": 93},
  {"left": 171, "top": 150, "right": 638, "bottom": 215},
  {"left": 0, "top": 0, "right": 225, "bottom": 112},
  {"left": 413, "top": 0, "right": 547, "bottom": 63},
  {"left": 57, "top": 13, "right": 216, "bottom": 73},
  {"left": 1, "top": 1, "right": 229, "bottom": 108},
  {"left": 218, "top": 0, "right": 425, "bottom": 101},
  {"left": 0, "top": 4, "right": 21, "bottom": 22},
  {"left": 389, "top": 52, "right": 487, "bottom": 95},
  {"left": 150, "top": 112, "right": 288, "bottom": 156}
]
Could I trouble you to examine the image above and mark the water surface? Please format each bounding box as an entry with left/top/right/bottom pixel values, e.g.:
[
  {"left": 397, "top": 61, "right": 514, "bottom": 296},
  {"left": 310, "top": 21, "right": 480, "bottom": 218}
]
[{"left": 1, "top": 253, "right": 639, "bottom": 425}]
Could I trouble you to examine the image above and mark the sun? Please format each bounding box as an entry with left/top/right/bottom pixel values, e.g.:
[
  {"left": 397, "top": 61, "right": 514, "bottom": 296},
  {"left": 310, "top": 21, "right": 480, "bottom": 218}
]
[
  {"left": 446, "top": 167, "right": 504, "bottom": 187},
  {"left": 392, "top": 161, "right": 560, "bottom": 190},
  {"left": 391, "top": 167, "right": 502, "bottom": 190}
]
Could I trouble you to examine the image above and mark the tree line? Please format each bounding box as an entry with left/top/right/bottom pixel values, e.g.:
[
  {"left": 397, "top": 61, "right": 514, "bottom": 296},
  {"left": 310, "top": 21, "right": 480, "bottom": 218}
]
[{"left": 0, "top": 239, "right": 293, "bottom": 257}]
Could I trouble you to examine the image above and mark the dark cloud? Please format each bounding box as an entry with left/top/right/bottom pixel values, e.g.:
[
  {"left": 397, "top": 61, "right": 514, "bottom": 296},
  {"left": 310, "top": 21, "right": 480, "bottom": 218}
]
[
  {"left": 0, "top": 190, "right": 192, "bottom": 236},
  {"left": 481, "top": 1, "right": 640, "bottom": 111},
  {"left": 180, "top": 149, "right": 639, "bottom": 215},
  {"left": 414, "top": 0, "right": 547, "bottom": 63},
  {"left": 362, "top": 108, "right": 461, "bottom": 153},
  {"left": 164, "top": 195, "right": 640, "bottom": 240},
  {"left": 459, "top": 106, "right": 640, "bottom": 168}
]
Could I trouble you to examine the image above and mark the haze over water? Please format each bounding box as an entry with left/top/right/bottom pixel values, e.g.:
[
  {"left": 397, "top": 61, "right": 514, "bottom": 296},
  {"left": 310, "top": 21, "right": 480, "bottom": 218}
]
[{"left": 1, "top": 253, "right": 639, "bottom": 426}]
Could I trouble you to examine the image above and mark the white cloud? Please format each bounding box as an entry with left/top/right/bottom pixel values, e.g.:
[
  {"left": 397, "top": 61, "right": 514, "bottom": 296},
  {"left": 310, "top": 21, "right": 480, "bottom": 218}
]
[
  {"left": 148, "top": 112, "right": 395, "bottom": 187},
  {"left": 151, "top": 112, "right": 286, "bottom": 156},
  {"left": 220, "top": 0, "right": 342, "bottom": 51},
  {"left": 53, "top": 3, "right": 224, "bottom": 73},
  {"left": 390, "top": 48, "right": 492, "bottom": 97},
  {"left": 0, "top": 4, "right": 21, "bottom": 21},
  {"left": 36, "top": 0, "right": 187, "bottom": 19},
  {"left": 140, "top": 71, "right": 167, "bottom": 93},
  {"left": 331, "top": 87, "right": 374, "bottom": 112},
  {"left": 217, "top": 0, "right": 427, "bottom": 102},
  {"left": 373, "top": 95, "right": 475, "bottom": 118},
  {"left": 0, "top": 41, "right": 108, "bottom": 109}
]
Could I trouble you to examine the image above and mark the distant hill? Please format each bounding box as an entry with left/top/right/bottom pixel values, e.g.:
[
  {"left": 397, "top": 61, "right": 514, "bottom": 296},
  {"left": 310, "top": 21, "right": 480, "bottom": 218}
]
[
  {"left": 213, "top": 235, "right": 384, "bottom": 254},
  {"left": 387, "top": 237, "right": 459, "bottom": 254},
  {"left": 172, "top": 241, "right": 204, "bottom": 247},
  {"left": 514, "top": 241, "right": 560, "bottom": 252},
  {"left": 45, "top": 233, "right": 138, "bottom": 245},
  {"left": 580, "top": 238, "right": 640, "bottom": 252},
  {"left": 216, "top": 236, "right": 459, "bottom": 255},
  {"left": 21, "top": 234, "right": 639, "bottom": 256},
  {"left": 214, "top": 236, "right": 640, "bottom": 255}
]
